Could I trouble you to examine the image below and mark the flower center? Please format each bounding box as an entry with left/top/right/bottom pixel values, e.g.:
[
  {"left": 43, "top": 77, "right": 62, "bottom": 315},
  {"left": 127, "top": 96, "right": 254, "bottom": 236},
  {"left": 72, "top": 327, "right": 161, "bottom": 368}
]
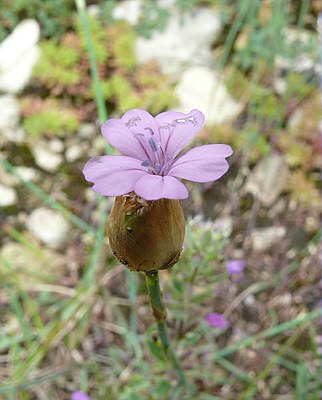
[
  {"left": 138, "top": 129, "right": 171, "bottom": 176},
  {"left": 126, "top": 121, "right": 169, "bottom": 175},
  {"left": 126, "top": 114, "right": 197, "bottom": 176}
]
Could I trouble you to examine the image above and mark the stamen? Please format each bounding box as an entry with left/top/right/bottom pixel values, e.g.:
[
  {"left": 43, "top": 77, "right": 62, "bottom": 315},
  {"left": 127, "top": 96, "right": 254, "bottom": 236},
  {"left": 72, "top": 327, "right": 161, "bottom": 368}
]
[
  {"left": 148, "top": 137, "right": 158, "bottom": 152},
  {"left": 154, "top": 163, "right": 162, "bottom": 173},
  {"left": 126, "top": 116, "right": 141, "bottom": 127},
  {"left": 174, "top": 116, "right": 196, "bottom": 126},
  {"left": 141, "top": 160, "right": 150, "bottom": 167},
  {"left": 134, "top": 133, "right": 153, "bottom": 164},
  {"left": 144, "top": 127, "right": 155, "bottom": 136}
]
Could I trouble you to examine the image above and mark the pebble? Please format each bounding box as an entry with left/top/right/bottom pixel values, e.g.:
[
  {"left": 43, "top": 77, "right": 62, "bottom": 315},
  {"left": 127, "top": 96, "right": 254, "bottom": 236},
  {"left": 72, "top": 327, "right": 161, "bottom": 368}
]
[
  {"left": 0, "top": 95, "right": 24, "bottom": 143},
  {"left": 78, "top": 123, "right": 97, "bottom": 139},
  {"left": 15, "top": 166, "right": 39, "bottom": 182},
  {"left": 65, "top": 144, "right": 85, "bottom": 162},
  {"left": 245, "top": 153, "right": 289, "bottom": 207},
  {"left": 0, "top": 184, "right": 17, "bottom": 206},
  {"left": 0, "top": 20, "right": 40, "bottom": 93},
  {"left": 31, "top": 142, "right": 63, "bottom": 172},
  {"left": 26, "top": 207, "right": 70, "bottom": 248},
  {"left": 135, "top": 8, "right": 222, "bottom": 75},
  {"left": 1, "top": 242, "right": 65, "bottom": 285},
  {"left": 251, "top": 226, "right": 286, "bottom": 252},
  {"left": 176, "top": 67, "right": 242, "bottom": 125}
]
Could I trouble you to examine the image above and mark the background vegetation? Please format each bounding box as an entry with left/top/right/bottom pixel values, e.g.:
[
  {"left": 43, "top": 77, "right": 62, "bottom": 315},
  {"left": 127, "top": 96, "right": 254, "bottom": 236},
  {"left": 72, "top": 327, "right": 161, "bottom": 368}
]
[{"left": 0, "top": 0, "right": 320, "bottom": 399}]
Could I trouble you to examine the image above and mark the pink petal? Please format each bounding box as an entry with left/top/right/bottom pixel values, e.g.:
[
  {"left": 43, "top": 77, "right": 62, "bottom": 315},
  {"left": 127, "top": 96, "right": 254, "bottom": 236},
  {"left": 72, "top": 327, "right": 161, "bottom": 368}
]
[
  {"left": 168, "top": 144, "right": 233, "bottom": 182},
  {"left": 83, "top": 156, "right": 146, "bottom": 197},
  {"left": 134, "top": 175, "right": 188, "bottom": 200},
  {"left": 102, "top": 109, "right": 159, "bottom": 160},
  {"left": 155, "top": 109, "right": 205, "bottom": 158}
]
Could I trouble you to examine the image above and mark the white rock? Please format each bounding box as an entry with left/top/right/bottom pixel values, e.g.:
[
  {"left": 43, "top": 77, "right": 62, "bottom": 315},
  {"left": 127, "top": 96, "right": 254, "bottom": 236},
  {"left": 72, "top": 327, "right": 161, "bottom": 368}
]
[
  {"left": 0, "top": 95, "right": 25, "bottom": 143},
  {"left": 15, "top": 166, "right": 39, "bottom": 182},
  {"left": 65, "top": 144, "right": 84, "bottom": 162},
  {"left": 275, "top": 28, "right": 320, "bottom": 75},
  {"left": 0, "top": 20, "right": 40, "bottom": 93},
  {"left": 31, "top": 142, "right": 63, "bottom": 172},
  {"left": 113, "top": 0, "right": 142, "bottom": 25},
  {"left": 245, "top": 153, "right": 289, "bottom": 207},
  {"left": 135, "top": 8, "right": 222, "bottom": 75},
  {"left": 176, "top": 67, "right": 242, "bottom": 125},
  {"left": 212, "top": 217, "right": 233, "bottom": 237},
  {"left": 251, "top": 226, "right": 286, "bottom": 252},
  {"left": 26, "top": 207, "right": 70, "bottom": 248},
  {"left": 1, "top": 242, "right": 65, "bottom": 285},
  {"left": 0, "top": 184, "right": 17, "bottom": 206},
  {"left": 78, "top": 123, "right": 97, "bottom": 139},
  {"left": 48, "top": 138, "right": 64, "bottom": 153},
  {"left": 0, "top": 164, "right": 17, "bottom": 187}
]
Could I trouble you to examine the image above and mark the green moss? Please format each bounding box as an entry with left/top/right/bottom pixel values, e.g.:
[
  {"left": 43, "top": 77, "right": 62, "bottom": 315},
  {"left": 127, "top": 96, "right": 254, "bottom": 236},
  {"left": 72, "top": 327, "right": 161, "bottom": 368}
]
[
  {"left": 143, "top": 88, "right": 177, "bottom": 115},
  {"left": 109, "top": 75, "right": 140, "bottom": 112},
  {"left": 111, "top": 23, "right": 137, "bottom": 72},
  {"left": 249, "top": 86, "right": 284, "bottom": 122},
  {"left": 284, "top": 73, "right": 316, "bottom": 102},
  {"left": 33, "top": 16, "right": 177, "bottom": 120},
  {"left": 34, "top": 40, "right": 81, "bottom": 88},
  {"left": 23, "top": 109, "right": 80, "bottom": 138},
  {"left": 288, "top": 171, "right": 320, "bottom": 210},
  {"left": 76, "top": 15, "right": 109, "bottom": 66}
]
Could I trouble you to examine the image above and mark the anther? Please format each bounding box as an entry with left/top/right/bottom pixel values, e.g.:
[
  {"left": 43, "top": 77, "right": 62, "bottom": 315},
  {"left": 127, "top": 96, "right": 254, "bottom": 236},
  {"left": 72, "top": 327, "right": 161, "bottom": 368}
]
[{"left": 148, "top": 138, "right": 158, "bottom": 152}]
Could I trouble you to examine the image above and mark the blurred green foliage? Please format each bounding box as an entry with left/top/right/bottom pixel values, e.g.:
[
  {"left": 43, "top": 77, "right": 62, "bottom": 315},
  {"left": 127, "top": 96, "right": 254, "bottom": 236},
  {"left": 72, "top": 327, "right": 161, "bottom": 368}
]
[
  {"left": 34, "top": 40, "right": 82, "bottom": 88},
  {"left": 23, "top": 108, "right": 80, "bottom": 138},
  {"left": 30, "top": 15, "right": 177, "bottom": 134},
  {"left": 0, "top": 0, "right": 320, "bottom": 398},
  {"left": 0, "top": 0, "right": 75, "bottom": 41},
  {"left": 135, "top": 0, "right": 170, "bottom": 38}
]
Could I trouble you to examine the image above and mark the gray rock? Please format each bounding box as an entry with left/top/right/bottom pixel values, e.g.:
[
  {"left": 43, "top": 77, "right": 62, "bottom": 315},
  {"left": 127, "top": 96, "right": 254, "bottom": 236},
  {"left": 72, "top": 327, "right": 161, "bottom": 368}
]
[
  {"left": 0, "top": 184, "right": 17, "bottom": 206},
  {"left": 176, "top": 67, "right": 242, "bottom": 125},
  {"left": 135, "top": 8, "right": 222, "bottom": 75},
  {"left": 245, "top": 153, "right": 289, "bottom": 207},
  {"left": 251, "top": 226, "right": 286, "bottom": 252},
  {"left": 0, "top": 20, "right": 40, "bottom": 93},
  {"left": 26, "top": 207, "right": 70, "bottom": 248}
]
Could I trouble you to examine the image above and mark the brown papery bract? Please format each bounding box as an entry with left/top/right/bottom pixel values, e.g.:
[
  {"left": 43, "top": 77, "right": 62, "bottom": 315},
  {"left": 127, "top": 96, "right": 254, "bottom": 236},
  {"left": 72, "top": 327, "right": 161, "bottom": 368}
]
[{"left": 108, "top": 193, "right": 185, "bottom": 272}]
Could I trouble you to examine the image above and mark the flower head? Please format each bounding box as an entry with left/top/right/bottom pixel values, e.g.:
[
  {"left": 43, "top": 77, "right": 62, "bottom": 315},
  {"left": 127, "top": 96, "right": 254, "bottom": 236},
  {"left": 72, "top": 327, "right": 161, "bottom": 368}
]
[
  {"left": 205, "top": 312, "right": 229, "bottom": 329},
  {"left": 71, "top": 391, "right": 90, "bottom": 400},
  {"left": 83, "top": 109, "right": 233, "bottom": 201},
  {"left": 226, "top": 259, "right": 246, "bottom": 276}
]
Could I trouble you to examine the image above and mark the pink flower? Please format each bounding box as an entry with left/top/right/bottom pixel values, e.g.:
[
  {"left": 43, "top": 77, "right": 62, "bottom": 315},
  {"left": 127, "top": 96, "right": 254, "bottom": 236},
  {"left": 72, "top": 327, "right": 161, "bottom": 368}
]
[
  {"left": 205, "top": 312, "right": 229, "bottom": 329},
  {"left": 83, "top": 109, "right": 233, "bottom": 200},
  {"left": 226, "top": 259, "right": 246, "bottom": 276},
  {"left": 71, "top": 391, "right": 90, "bottom": 400}
]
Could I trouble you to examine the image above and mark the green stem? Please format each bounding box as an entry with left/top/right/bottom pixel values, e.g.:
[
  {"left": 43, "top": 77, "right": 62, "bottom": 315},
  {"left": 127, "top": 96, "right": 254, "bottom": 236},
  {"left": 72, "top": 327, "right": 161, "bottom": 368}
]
[{"left": 145, "top": 270, "right": 186, "bottom": 386}]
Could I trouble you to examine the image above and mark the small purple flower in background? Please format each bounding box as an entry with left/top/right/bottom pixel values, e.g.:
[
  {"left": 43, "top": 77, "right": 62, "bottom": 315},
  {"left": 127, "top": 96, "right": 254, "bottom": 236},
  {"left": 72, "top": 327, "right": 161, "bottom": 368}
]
[
  {"left": 83, "top": 109, "right": 233, "bottom": 200},
  {"left": 205, "top": 312, "right": 229, "bottom": 329},
  {"left": 205, "top": 313, "right": 229, "bottom": 329},
  {"left": 71, "top": 391, "right": 90, "bottom": 400},
  {"left": 226, "top": 259, "right": 246, "bottom": 277}
]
